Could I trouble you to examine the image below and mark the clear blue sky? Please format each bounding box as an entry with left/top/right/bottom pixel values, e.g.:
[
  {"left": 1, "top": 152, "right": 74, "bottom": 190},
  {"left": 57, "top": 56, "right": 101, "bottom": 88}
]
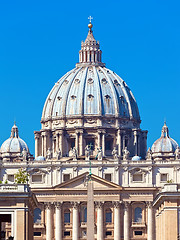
[{"left": 0, "top": 0, "right": 180, "bottom": 156}]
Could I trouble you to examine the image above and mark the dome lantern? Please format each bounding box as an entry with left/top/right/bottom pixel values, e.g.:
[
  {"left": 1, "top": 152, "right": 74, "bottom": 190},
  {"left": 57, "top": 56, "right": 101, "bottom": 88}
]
[
  {"left": 11, "top": 123, "right": 19, "bottom": 138},
  {"left": 76, "top": 17, "right": 105, "bottom": 68}
]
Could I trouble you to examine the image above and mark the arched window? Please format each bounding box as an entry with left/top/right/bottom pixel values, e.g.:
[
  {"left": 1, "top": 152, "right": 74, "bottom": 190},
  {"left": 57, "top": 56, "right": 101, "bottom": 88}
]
[
  {"left": 105, "top": 208, "right": 112, "bottom": 223},
  {"left": 64, "top": 209, "right": 70, "bottom": 223},
  {"left": 34, "top": 208, "right": 41, "bottom": 224},
  {"left": 134, "top": 207, "right": 142, "bottom": 223}
]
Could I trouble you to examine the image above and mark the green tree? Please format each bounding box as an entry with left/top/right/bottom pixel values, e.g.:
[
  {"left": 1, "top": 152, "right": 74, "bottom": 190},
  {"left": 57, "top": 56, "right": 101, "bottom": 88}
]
[{"left": 14, "top": 168, "right": 29, "bottom": 184}]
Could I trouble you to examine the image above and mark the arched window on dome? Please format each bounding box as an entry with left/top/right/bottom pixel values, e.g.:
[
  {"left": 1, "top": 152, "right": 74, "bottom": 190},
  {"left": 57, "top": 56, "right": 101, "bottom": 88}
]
[
  {"left": 34, "top": 208, "right": 41, "bottom": 224},
  {"left": 134, "top": 207, "right": 142, "bottom": 223},
  {"left": 105, "top": 208, "right": 112, "bottom": 223}
]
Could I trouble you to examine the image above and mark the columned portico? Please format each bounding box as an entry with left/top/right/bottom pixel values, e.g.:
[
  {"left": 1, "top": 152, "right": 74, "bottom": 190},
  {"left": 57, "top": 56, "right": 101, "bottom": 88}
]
[
  {"left": 124, "top": 202, "right": 130, "bottom": 240},
  {"left": 72, "top": 202, "right": 79, "bottom": 240},
  {"left": 96, "top": 201, "right": 104, "bottom": 240},
  {"left": 55, "top": 202, "right": 62, "bottom": 240},
  {"left": 45, "top": 203, "right": 53, "bottom": 240}
]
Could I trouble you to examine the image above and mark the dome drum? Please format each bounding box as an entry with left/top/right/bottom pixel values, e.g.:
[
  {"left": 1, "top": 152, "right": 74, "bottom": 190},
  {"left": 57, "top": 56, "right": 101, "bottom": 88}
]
[{"left": 34, "top": 126, "right": 147, "bottom": 160}]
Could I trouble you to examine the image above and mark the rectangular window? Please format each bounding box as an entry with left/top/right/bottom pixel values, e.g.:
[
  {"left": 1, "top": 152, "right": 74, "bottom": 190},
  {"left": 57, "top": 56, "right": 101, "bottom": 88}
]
[
  {"left": 34, "top": 232, "right": 41, "bottom": 236},
  {"left": 133, "top": 174, "right": 143, "bottom": 182},
  {"left": 105, "top": 212, "right": 112, "bottom": 223},
  {"left": 134, "top": 231, "right": 142, "bottom": 235},
  {"left": 7, "top": 175, "right": 14, "bottom": 182},
  {"left": 86, "top": 139, "right": 95, "bottom": 150},
  {"left": 106, "top": 231, "right": 112, "bottom": 236},
  {"left": 105, "top": 174, "right": 111, "bottom": 182},
  {"left": 64, "top": 231, "right": 70, "bottom": 236},
  {"left": 70, "top": 138, "right": 75, "bottom": 148},
  {"left": 64, "top": 212, "right": 70, "bottom": 223},
  {"left": 32, "top": 175, "right": 42, "bottom": 183},
  {"left": 105, "top": 139, "right": 112, "bottom": 151},
  {"left": 82, "top": 230, "right": 86, "bottom": 237},
  {"left": 63, "top": 174, "right": 70, "bottom": 182},
  {"left": 161, "top": 173, "right": 168, "bottom": 182}
]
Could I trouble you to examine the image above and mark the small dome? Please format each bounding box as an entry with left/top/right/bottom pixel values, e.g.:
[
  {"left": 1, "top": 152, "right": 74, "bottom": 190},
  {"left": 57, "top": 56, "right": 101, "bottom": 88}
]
[
  {"left": 132, "top": 156, "right": 141, "bottom": 161},
  {"left": 152, "top": 122, "right": 178, "bottom": 153},
  {"left": 1, "top": 124, "right": 29, "bottom": 154},
  {"left": 35, "top": 156, "right": 46, "bottom": 161}
]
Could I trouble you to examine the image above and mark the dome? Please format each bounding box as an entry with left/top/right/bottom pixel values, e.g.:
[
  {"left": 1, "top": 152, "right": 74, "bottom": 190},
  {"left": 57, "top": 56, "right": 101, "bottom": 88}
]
[
  {"left": 1, "top": 124, "right": 29, "bottom": 154},
  {"left": 132, "top": 156, "right": 141, "bottom": 161},
  {"left": 41, "top": 24, "right": 140, "bottom": 124},
  {"left": 151, "top": 122, "right": 178, "bottom": 153}
]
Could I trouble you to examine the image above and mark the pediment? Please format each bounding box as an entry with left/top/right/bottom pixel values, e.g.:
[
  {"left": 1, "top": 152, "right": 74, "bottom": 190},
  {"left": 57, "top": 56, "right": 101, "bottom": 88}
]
[
  {"left": 54, "top": 172, "right": 122, "bottom": 190},
  {"left": 128, "top": 167, "right": 148, "bottom": 174}
]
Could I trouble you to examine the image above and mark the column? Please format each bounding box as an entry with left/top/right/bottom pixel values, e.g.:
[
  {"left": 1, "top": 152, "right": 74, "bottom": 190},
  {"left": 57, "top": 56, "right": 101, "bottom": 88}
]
[
  {"left": 95, "top": 52, "right": 98, "bottom": 62},
  {"left": 102, "top": 130, "right": 106, "bottom": 156},
  {"left": 117, "top": 129, "right": 122, "bottom": 157},
  {"left": 113, "top": 202, "right": 121, "bottom": 240},
  {"left": 97, "top": 130, "right": 101, "bottom": 149},
  {"left": 55, "top": 202, "right": 62, "bottom": 240},
  {"left": 34, "top": 132, "right": 40, "bottom": 158},
  {"left": 79, "top": 130, "right": 84, "bottom": 156},
  {"left": 59, "top": 130, "right": 63, "bottom": 157},
  {"left": 147, "top": 202, "right": 153, "bottom": 240},
  {"left": 134, "top": 130, "right": 138, "bottom": 155},
  {"left": 124, "top": 202, "right": 130, "bottom": 240},
  {"left": 44, "top": 132, "right": 48, "bottom": 157},
  {"left": 56, "top": 132, "right": 59, "bottom": 152},
  {"left": 41, "top": 135, "right": 44, "bottom": 156},
  {"left": 75, "top": 130, "right": 79, "bottom": 155},
  {"left": 87, "top": 51, "right": 90, "bottom": 62},
  {"left": 72, "top": 202, "right": 79, "bottom": 240},
  {"left": 83, "top": 51, "right": 86, "bottom": 62},
  {"left": 96, "top": 202, "right": 104, "bottom": 240},
  {"left": 46, "top": 203, "right": 52, "bottom": 240}
]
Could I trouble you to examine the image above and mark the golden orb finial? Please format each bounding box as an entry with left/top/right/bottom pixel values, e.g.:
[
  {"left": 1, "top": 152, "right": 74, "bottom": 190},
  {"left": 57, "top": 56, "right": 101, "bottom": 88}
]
[{"left": 88, "top": 22, "right": 93, "bottom": 29}]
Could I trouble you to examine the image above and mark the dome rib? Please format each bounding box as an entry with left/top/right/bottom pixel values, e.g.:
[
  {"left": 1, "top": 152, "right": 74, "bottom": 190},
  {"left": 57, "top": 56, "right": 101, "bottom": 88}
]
[
  {"left": 93, "top": 66, "right": 103, "bottom": 115},
  {"left": 80, "top": 67, "right": 88, "bottom": 115},
  {"left": 42, "top": 69, "right": 74, "bottom": 120},
  {"left": 112, "top": 71, "right": 133, "bottom": 119},
  {"left": 100, "top": 67, "right": 120, "bottom": 117},
  {"left": 50, "top": 70, "right": 74, "bottom": 118},
  {"left": 63, "top": 68, "right": 82, "bottom": 117}
]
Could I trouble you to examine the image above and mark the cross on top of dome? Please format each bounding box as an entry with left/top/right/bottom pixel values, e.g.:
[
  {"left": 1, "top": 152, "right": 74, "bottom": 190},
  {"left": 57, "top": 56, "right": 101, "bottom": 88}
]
[{"left": 88, "top": 16, "right": 93, "bottom": 23}]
